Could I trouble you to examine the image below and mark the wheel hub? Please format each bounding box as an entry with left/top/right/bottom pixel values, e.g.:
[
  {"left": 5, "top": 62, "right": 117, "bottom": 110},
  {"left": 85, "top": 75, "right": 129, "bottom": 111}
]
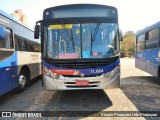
[{"left": 19, "top": 75, "right": 26, "bottom": 88}]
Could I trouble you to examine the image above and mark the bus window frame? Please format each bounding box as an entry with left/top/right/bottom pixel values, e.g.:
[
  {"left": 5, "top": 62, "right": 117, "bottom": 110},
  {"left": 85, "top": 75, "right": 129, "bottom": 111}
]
[
  {"left": 158, "top": 28, "right": 160, "bottom": 48},
  {"left": 42, "top": 17, "right": 119, "bottom": 41},
  {"left": 42, "top": 19, "right": 120, "bottom": 59},
  {"left": 0, "top": 23, "right": 15, "bottom": 51},
  {"left": 136, "top": 34, "right": 145, "bottom": 51},
  {"left": 145, "top": 28, "right": 159, "bottom": 50}
]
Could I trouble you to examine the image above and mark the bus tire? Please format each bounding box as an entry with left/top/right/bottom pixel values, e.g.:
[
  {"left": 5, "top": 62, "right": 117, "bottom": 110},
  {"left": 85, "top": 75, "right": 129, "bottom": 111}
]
[
  {"left": 16, "top": 70, "right": 28, "bottom": 92},
  {"left": 107, "top": 75, "right": 120, "bottom": 89}
]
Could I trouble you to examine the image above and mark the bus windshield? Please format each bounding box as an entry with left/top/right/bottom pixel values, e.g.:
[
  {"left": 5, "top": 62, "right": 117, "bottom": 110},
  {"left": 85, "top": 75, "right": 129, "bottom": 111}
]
[{"left": 44, "top": 22, "right": 119, "bottom": 59}]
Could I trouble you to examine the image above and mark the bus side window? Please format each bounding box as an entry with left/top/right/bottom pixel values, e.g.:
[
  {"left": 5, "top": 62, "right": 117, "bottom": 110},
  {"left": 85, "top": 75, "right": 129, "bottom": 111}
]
[
  {"left": 15, "top": 38, "right": 20, "bottom": 51},
  {"left": 0, "top": 25, "right": 5, "bottom": 48},
  {"left": 137, "top": 34, "right": 145, "bottom": 51},
  {"left": 5, "top": 28, "right": 13, "bottom": 49},
  {"left": 21, "top": 40, "right": 28, "bottom": 51},
  {"left": 37, "top": 44, "right": 41, "bottom": 52},
  {"left": 21, "top": 40, "right": 25, "bottom": 51},
  {"left": 146, "top": 28, "right": 159, "bottom": 49},
  {"left": 32, "top": 44, "right": 38, "bottom": 52},
  {"left": 0, "top": 25, "right": 13, "bottom": 49}
]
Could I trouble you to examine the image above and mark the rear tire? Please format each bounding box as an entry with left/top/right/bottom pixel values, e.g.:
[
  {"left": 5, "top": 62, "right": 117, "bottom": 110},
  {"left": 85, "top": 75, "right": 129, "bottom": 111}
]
[{"left": 16, "top": 70, "right": 28, "bottom": 92}]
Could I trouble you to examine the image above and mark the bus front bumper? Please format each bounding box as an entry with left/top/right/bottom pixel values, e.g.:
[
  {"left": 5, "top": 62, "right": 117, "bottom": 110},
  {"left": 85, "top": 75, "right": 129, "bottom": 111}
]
[{"left": 43, "top": 68, "right": 120, "bottom": 90}]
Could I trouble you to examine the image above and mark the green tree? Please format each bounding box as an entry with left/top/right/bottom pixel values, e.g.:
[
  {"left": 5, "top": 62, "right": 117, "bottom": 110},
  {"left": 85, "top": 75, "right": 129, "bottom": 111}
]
[
  {"left": 121, "top": 31, "right": 135, "bottom": 57},
  {"left": 123, "top": 31, "right": 135, "bottom": 39}
]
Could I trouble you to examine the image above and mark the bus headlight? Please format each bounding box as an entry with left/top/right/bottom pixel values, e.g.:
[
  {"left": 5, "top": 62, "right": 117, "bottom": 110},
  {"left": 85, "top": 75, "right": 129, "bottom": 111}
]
[
  {"left": 103, "top": 65, "right": 120, "bottom": 78},
  {"left": 103, "top": 72, "right": 110, "bottom": 78},
  {"left": 110, "top": 65, "right": 120, "bottom": 76},
  {"left": 43, "top": 67, "right": 60, "bottom": 79}
]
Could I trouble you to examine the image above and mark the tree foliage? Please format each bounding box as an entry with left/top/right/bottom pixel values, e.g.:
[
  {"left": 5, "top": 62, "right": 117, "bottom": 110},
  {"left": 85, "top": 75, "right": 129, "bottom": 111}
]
[{"left": 121, "top": 31, "right": 135, "bottom": 57}]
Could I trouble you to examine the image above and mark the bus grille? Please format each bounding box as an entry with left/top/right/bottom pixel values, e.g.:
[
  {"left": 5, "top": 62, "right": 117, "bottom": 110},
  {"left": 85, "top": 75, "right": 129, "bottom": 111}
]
[
  {"left": 53, "top": 61, "right": 109, "bottom": 69},
  {"left": 62, "top": 74, "right": 102, "bottom": 77},
  {"left": 44, "top": 56, "right": 119, "bottom": 69}
]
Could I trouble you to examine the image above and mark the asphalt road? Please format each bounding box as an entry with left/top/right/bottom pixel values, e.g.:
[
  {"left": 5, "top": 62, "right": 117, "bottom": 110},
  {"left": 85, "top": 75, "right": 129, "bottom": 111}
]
[{"left": 0, "top": 58, "right": 160, "bottom": 120}]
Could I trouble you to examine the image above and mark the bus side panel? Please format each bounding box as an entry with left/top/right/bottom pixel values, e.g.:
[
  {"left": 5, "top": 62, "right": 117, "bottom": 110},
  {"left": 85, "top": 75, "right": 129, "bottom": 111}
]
[
  {"left": 17, "top": 51, "right": 41, "bottom": 79},
  {"left": 150, "top": 49, "right": 160, "bottom": 77},
  {"left": 143, "top": 50, "right": 151, "bottom": 74},
  {"left": 135, "top": 51, "right": 146, "bottom": 72},
  {"left": 0, "top": 51, "right": 18, "bottom": 96}
]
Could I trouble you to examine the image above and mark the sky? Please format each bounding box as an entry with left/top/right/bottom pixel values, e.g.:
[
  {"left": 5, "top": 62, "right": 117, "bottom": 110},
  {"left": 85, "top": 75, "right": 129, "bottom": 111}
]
[{"left": 0, "top": 0, "right": 159, "bottom": 34}]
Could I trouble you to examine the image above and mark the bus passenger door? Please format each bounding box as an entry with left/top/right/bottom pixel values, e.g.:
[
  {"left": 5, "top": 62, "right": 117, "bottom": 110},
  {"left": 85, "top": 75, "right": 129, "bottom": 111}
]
[{"left": 135, "top": 34, "right": 146, "bottom": 71}]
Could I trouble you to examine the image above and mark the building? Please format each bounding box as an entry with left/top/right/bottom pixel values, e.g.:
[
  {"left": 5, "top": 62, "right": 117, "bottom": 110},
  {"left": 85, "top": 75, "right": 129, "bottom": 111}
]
[{"left": 11, "top": 9, "right": 28, "bottom": 26}]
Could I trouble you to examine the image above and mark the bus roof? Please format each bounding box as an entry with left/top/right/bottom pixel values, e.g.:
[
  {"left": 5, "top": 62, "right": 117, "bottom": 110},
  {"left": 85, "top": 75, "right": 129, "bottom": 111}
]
[
  {"left": 44, "top": 4, "right": 117, "bottom": 11},
  {"left": 0, "top": 9, "right": 33, "bottom": 32},
  {"left": 0, "top": 9, "right": 40, "bottom": 43},
  {"left": 43, "top": 4, "right": 117, "bottom": 20},
  {"left": 0, "top": 9, "right": 15, "bottom": 21},
  {"left": 136, "top": 21, "right": 160, "bottom": 36}
]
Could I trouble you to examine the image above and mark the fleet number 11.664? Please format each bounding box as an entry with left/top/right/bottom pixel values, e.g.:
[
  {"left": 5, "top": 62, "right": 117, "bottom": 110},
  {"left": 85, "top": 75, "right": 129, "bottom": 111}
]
[{"left": 90, "top": 69, "right": 104, "bottom": 74}]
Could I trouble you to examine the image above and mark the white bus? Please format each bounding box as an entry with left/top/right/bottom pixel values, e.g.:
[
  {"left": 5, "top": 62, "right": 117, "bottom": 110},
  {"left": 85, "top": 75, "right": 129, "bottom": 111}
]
[{"left": 0, "top": 10, "right": 41, "bottom": 96}]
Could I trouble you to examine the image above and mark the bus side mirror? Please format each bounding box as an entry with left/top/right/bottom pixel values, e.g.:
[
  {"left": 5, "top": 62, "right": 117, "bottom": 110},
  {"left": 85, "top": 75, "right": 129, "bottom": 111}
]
[
  {"left": 119, "top": 30, "right": 123, "bottom": 41},
  {"left": 34, "top": 25, "right": 40, "bottom": 39}
]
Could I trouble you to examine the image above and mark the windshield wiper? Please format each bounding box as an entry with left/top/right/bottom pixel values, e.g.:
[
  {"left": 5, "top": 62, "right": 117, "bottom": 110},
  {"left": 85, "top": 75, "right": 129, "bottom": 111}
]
[
  {"left": 60, "top": 20, "right": 75, "bottom": 52},
  {"left": 91, "top": 22, "right": 100, "bottom": 52},
  {"left": 91, "top": 31, "right": 93, "bottom": 52}
]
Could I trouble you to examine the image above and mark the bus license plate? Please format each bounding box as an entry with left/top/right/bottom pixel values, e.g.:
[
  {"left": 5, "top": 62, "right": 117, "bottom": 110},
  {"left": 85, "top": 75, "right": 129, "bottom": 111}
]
[{"left": 76, "top": 80, "right": 89, "bottom": 86}]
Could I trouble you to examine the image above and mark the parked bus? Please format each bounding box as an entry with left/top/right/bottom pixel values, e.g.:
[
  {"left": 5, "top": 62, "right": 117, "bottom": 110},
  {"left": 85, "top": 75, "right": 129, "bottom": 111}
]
[
  {"left": 135, "top": 21, "right": 160, "bottom": 77},
  {"left": 0, "top": 10, "right": 41, "bottom": 96},
  {"left": 34, "top": 4, "right": 120, "bottom": 90}
]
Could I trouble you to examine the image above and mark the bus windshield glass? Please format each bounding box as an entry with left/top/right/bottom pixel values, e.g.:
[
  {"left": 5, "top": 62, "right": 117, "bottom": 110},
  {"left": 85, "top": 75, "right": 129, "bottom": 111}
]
[{"left": 44, "top": 23, "right": 119, "bottom": 59}]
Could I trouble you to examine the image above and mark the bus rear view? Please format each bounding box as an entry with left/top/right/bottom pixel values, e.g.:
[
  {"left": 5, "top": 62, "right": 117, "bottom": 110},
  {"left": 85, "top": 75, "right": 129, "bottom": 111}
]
[{"left": 35, "top": 4, "right": 121, "bottom": 90}]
